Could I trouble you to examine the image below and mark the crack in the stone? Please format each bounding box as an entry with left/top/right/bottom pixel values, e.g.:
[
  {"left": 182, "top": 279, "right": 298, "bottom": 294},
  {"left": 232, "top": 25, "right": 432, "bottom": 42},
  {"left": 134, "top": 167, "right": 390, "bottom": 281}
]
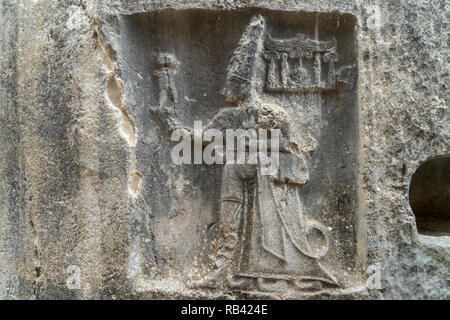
[{"left": 28, "top": 215, "right": 41, "bottom": 298}]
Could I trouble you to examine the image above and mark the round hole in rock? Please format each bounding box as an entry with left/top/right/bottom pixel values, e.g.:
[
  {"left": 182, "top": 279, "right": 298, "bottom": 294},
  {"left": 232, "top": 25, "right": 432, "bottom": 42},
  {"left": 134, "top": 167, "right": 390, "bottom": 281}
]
[{"left": 409, "top": 156, "right": 450, "bottom": 236}]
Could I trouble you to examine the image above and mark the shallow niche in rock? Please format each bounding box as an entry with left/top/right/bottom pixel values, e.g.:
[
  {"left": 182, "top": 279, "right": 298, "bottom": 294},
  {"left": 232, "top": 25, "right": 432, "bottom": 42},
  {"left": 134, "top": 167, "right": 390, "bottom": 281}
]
[{"left": 409, "top": 155, "right": 450, "bottom": 236}]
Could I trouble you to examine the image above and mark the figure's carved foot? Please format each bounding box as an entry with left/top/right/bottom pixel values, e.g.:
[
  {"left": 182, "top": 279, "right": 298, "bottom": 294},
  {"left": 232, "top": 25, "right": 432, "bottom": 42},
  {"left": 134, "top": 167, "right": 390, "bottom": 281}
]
[
  {"left": 293, "top": 279, "right": 324, "bottom": 291},
  {"left": 189, "top": 275, "right": 222, "bottom": 290},
  {"left": 227, "top": 275, "right": 252, "bottom": 290},
  {"left": 256, "top": 278, "right": 288, "bottom": 292},
  {"left": 189, "top": 267, "right": 231, "bottom": 290}
]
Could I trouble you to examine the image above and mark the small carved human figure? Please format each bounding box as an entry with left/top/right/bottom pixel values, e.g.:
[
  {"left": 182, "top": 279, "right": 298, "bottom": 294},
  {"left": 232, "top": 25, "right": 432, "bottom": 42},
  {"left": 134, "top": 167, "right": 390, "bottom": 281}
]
[
  {"left": 323, "top": 50, "right": 339, "bottom": 88},
  {"left": 263, "top": 51, "right": 280, "bottom": 89},
  {"left": 151, "top": 53, "right": 181, "bottom": 132},
  {"left": 290, "top": 54, "right": 309, "bottom": 85},
  {"left": 280, "top": 53, "right": 291, "bottom": 87},
  {"left": 155, "top": 53, "right": 179, "bottom": 109}
]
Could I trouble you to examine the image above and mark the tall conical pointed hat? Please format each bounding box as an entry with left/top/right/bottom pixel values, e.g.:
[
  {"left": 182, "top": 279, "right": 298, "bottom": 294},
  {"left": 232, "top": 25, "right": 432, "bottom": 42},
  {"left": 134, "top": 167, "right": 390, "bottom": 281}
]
[{"left": 222, "top": 15, "right": 266, "bottom": 104}]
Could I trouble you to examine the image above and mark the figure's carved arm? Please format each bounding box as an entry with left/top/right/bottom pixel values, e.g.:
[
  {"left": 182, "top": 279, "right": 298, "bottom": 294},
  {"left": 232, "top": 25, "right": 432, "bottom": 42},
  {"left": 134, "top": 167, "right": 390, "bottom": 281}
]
[{"left": 169, "top": 107, "right": 243, "bottom": 146}]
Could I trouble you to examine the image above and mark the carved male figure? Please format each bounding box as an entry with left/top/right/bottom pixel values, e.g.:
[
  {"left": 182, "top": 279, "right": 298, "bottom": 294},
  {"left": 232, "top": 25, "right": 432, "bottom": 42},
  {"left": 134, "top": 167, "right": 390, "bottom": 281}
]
[
  {"left": 155, "top": 52, "right": 179, "bottom": 108},
  {"left": 187, "top": 15, "right": 338, "bottom": 291}
]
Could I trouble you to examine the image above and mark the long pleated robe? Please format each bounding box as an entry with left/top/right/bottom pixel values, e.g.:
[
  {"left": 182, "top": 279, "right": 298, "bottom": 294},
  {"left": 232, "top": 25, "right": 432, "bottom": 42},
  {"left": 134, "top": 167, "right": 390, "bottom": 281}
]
[
  {"left": 235, "top": 151, "right": 337, "bottom": 284},
  {"left": 202, "top": 105, "right": 336, "bottom": 284}
]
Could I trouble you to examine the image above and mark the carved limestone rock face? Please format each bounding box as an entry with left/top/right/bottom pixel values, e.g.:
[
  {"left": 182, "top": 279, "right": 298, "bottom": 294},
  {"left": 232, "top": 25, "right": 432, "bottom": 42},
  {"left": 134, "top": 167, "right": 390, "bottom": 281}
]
[
  {"left": 118, "top": 11, "right": 362, "bottom": 298},
  {"left": 0, "top": 1, "right": 448, "bottom": 300}
]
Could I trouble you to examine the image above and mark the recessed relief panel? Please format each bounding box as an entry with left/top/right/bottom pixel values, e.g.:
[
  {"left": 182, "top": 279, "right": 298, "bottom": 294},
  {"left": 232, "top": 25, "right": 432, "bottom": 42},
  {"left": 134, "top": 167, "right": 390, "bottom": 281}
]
[{"left": 118, "top": 10, "right": 362, "bottom": 297}]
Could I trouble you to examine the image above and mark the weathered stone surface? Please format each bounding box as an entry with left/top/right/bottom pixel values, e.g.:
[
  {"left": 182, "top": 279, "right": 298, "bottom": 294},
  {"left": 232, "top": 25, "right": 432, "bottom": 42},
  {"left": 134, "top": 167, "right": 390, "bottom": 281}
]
[{"left": 0, "top": 0, "right": 448, "bottom": 299}]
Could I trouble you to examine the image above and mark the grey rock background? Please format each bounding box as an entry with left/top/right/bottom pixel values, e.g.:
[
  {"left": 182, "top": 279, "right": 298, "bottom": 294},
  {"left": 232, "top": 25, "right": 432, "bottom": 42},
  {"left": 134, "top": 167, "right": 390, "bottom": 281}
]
[{"left": 0, "top": 0, "right": 448, "bottom": 299}]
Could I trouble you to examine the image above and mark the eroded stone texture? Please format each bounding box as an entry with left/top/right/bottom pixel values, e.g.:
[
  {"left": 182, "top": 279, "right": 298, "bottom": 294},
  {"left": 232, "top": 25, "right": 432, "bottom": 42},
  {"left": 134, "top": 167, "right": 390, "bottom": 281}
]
[
  {"left": 0, "top": 0, "right": 448, "bottom": 299},
  {"left": 117, "top": 10, "right": 362, "bottom": 298}
]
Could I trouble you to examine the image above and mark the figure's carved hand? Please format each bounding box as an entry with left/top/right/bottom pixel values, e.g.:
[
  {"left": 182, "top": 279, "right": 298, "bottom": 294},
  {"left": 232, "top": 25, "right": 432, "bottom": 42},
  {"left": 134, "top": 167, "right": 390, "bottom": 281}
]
[
  {"left": 178, "top": 126, "right": 193, "bottom": 137},
  {"left": 166, "top": 117, "right": 191, "bottom": 135}
]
